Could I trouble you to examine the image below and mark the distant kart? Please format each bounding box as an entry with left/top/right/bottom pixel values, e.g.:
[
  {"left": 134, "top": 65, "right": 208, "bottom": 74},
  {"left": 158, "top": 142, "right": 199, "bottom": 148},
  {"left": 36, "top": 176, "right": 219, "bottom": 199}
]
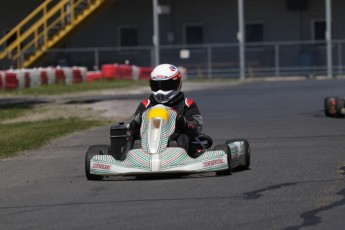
[
  {"left": 324, "top": 96, "right": 345, "bottom": 117},
  {"left": 85, "top": 104, "right": 250, "bottom": 180}
]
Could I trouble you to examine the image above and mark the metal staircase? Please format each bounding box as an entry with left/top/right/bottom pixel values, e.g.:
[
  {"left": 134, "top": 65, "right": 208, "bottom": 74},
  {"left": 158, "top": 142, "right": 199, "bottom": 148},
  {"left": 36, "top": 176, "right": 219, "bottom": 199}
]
[{"left": 0, "top": 0, "right": 113, "bottom": 68}]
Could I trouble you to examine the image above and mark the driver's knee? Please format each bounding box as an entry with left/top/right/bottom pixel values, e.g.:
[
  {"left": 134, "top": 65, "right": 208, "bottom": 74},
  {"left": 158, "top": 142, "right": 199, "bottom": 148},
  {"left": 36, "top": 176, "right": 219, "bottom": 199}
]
[
  {"left": 176, "top": 134, "right": 190, "bottom": 152},
  {"left": 177, "top": 134, "right": 201, "bottom": 158}
]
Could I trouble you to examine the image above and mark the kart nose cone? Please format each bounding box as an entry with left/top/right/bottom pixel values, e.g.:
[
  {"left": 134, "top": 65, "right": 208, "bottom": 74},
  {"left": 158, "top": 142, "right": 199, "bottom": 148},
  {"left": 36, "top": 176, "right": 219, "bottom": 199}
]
[{"left": 147, "top": 106, "right": 169, "bottom": 121}]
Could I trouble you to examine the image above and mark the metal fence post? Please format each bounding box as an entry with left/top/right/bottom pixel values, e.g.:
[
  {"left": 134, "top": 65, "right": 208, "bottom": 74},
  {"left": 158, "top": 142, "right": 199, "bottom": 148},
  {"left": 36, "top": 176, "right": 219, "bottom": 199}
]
[
  {"left": 207, "top": 46, "right": 212, "bottom": 78},
  {"left": 150, "top": 48, "right": 154, "bottom": 67},
  {"left": 94, "top": 47, "right": 99, "bottom": 70},
  {"left": 337, "top": 42, "right": 342, "bottom": 76},
  {"left": 20, "top": 51, "right": 25, "bottom": 69},
  {"left": 274, "top": 43, "right": 280, "bottom": 77}
]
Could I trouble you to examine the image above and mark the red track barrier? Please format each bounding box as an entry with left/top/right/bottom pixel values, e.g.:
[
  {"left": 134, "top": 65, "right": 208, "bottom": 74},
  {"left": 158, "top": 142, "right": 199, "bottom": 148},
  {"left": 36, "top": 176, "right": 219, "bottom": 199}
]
[
  {"left": 87, "top": 71, "right": 102, "bottom": 82},
  {"left": 40, "top": 69, "right": 49, "bottom": 85},
  {"left": 139, "top": 67, "right": 153, "bottom": 80},
  {"left": 102, "top": 64, "right": 118, "bottom": 79},
  {"left": 72, "top": 68, "right": 83, "bottom": 83},
  {"left": 5, "top": 71, "right": 18, "bottom": 90},
  {"left": 117, "top": 64, "right": 133, "bottom": 79},
  {"left": 55, "top": 68, "right": 65, "bottom": 84},
  {"left": 24, "top": 72, "right": 30, "bottom": 88}
]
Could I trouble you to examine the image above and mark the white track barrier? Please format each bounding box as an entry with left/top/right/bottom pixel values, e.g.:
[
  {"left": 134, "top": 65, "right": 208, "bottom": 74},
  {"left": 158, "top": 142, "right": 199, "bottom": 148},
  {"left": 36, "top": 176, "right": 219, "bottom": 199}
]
[
  {"left": 45, "top": 67, "right": 57, "bottom": 85},
  {"left": 62, "top": 67, "right": 73, "bottom": 85},
  {"left": 0, "top": 71, "right": 5, "bottom": 90},
  {"left": 13, "top": 70, "right": 26, "bottom": 89},
  {"left": 78, "top": 66, "right": 87, "bottom": 82},
  {"left": 132, "top": 65, "right": 139, "bottom": 80}
]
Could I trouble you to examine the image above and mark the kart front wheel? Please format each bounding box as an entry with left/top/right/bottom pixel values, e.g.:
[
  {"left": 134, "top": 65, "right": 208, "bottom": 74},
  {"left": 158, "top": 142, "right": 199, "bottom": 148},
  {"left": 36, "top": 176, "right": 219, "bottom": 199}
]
[
  {"left": 85, "top": 145, "right": 110, "bottom": 181},
  {"left": 214, "top": 144, "right": 232, "bottom": 176},
  {"left": 324, "top": 96, "right": 337, "bottom": 117}
]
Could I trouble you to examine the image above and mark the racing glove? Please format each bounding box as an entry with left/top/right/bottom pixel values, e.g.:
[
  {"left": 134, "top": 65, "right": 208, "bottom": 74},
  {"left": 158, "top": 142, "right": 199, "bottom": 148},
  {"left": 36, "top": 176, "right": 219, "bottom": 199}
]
[
  {"left": 176, "top": 114, "right": 188, "bottom": 130},
  {"left": 129, "top": 112, "right": 142, "bottom": 139},
  {"left": 133, "top": 112, "right": 142, "bottom": 126}
]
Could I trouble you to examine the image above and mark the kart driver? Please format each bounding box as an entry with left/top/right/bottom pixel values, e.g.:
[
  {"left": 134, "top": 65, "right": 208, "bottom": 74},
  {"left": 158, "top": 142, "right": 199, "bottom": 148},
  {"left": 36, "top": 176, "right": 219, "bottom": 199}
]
[{"left": 122, "top": 64, "right": 203, "bottom": 159}]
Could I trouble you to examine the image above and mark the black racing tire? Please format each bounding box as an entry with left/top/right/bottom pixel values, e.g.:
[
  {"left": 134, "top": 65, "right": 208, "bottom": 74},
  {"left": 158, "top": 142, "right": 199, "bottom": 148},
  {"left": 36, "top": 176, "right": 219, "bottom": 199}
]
[
  {"left": 226, "top": 139, "right": 250, "bottom": 170},
  {"left": 335, "top": 98, "right": 345, "bottom": 118},
  {"left": 324, "top": 96, "right": 337, "bottom": 117},
  {"left": 85, "top": 145, "right": 110, "bottom": 181},
  {"left": 214, "top": 144, "right": 232, "bottom": 176}
]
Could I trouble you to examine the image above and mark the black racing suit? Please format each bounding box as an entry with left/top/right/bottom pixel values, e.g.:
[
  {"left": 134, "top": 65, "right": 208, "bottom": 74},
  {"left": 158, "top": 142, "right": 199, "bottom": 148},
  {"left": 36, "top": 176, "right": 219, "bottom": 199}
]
[{"left": 128, "top": 92, "right": 203, "bottom": 158}]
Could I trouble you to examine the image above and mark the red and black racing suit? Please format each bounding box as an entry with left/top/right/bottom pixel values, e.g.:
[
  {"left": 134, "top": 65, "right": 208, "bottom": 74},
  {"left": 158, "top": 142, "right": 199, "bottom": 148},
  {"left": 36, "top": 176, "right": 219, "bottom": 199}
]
[{"left": 128, "top": 92, "right": 203, "bottom": 158}]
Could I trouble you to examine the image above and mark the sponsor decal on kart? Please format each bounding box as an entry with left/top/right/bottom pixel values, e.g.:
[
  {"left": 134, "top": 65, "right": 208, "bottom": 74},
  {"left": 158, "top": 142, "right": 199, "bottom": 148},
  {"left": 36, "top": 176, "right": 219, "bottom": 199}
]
[
  {"left": 203, "top": 159, "right": 224, "bottom": 167},
  {"left": 92, "top": 163, "right": 111, "bottom": 170}
]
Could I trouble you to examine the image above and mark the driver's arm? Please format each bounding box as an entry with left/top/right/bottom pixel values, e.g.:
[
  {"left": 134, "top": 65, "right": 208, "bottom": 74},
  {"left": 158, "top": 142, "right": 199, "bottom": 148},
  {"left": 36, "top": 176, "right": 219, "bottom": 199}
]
[
  {"left": 181, "top": 102, "right": 203, "bottom": 138},
  {"left": 129, "top": 101, "right": 147, "bottom": 139}
]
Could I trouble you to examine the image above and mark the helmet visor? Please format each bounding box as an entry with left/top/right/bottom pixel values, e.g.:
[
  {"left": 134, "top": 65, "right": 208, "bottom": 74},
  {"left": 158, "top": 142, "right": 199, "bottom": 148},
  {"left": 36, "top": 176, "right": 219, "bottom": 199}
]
[{"left": 150, "top": 79, "right": 180, "bottom": 92}]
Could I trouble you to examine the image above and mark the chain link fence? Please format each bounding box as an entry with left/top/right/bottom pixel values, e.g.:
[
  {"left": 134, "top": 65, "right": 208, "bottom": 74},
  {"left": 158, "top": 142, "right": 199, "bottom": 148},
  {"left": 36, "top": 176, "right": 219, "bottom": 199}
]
[{"left": 17, "top": 39, "right": 345, "bottom": 79}]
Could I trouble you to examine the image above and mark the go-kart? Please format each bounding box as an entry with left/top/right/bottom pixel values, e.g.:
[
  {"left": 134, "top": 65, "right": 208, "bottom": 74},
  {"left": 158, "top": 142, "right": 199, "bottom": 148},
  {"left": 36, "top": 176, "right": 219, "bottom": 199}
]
[
  {"left": 85, "top": 104, "right": 250, "bottom": 180},
  {"left": 324, "top": 96, "right": 345, "bottom": 117}
]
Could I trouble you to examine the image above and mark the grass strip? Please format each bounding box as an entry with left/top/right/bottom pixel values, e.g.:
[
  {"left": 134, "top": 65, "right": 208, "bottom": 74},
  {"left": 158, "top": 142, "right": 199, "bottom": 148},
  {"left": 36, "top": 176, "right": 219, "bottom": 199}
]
[
  {"left": 0, "top": 105, "right": 31, "bottom": 120},
  {"left": 0, "top": 79, "right": 149, "bottom": 96},
  {"left": 0, "top": 118, "right": 107, "bottom": 158},
  {"left": 0, "top": 78, "right": 238, "bottom": 96}
]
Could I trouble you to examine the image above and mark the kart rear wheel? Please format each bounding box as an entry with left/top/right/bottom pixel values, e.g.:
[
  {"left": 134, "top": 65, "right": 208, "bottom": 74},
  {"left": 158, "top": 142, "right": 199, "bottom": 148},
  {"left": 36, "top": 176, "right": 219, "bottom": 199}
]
[
  {"left": 85, "top": 145, "right": 110, "bottom": 181},
  {"left": 324, "top": 96, "right": 337, "bottom": 117},
  {"left": 214, "top": 144, "right": 232, "bottom": 176},
  {"left": 335, "top": 98, "right": 345, "bottom": 118},
  {"left": 226, "top": 139, "right": 250, "bottom": 170}
]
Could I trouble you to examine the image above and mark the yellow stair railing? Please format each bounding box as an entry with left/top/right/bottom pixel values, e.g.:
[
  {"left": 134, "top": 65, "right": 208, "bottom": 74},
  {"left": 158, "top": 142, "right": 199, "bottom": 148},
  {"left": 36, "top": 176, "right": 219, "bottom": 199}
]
[{"left": 0, "top": 0, "right": 113, "bottom": 68}]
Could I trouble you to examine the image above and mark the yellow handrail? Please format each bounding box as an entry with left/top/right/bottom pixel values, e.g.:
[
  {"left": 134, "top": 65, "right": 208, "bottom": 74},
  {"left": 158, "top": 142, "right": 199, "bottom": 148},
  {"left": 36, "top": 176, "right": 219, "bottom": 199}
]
[
  {"left": 0, "top": 0, "right": 110, "bottom": 68},
  {"left": 0, "top": 0, "right": 53, "bottom": 46},
  {"left": 3, "top": 0, "right": 68, "bottom": 55}
]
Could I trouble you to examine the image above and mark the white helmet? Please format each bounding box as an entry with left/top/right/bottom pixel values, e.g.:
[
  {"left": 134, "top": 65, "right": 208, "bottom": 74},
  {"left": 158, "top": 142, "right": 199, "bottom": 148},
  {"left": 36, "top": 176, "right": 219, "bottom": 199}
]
[{"left": 150, "top": 64, "right": 182, "bottom": 103}]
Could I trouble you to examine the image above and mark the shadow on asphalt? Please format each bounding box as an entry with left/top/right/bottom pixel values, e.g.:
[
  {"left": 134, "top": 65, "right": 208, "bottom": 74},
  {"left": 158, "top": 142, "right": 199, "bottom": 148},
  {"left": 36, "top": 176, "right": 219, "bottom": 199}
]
[
  {"left": 96, "top": 168, "right": 251, "bottom": 182},
  {"left": 0, "top": 98, "right": 48, "bottom": 108}
]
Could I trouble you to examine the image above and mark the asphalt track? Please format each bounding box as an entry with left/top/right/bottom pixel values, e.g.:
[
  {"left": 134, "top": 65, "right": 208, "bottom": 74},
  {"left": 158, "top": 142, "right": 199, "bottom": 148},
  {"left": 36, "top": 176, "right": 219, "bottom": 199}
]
[{"left": 1, "top": 79, "right": 345, "bottom": 230}]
